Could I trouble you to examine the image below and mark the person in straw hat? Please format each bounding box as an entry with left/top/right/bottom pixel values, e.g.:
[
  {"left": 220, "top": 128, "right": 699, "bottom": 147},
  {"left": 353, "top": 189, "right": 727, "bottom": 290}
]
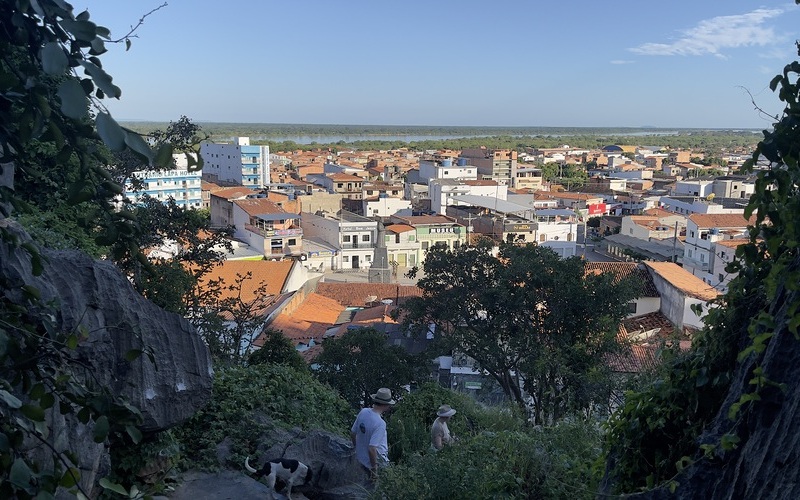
[
  {"left": 431, "top": 404, "right": 457, "bottom": 451},
  {"left": 350, "top": 387, "right": 396, "bottom": 479}
]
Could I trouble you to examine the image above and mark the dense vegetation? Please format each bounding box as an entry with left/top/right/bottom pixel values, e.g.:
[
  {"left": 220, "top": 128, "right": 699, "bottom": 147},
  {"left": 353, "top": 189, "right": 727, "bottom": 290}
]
[{"left": 120, "top": 121, "right": 761, "bottom": 156}]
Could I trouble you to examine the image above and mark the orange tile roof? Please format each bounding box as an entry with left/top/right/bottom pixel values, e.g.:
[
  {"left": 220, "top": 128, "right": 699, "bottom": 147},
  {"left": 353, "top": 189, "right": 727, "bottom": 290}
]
[
  {"left": 385, "top": 224, "right": 415, "bottom": 234},
  {"left": 715, "top": 238, "right": 749, "bottom": 248},
  {"left": 393, "top": 215, "right": 457, "bottom": 226},
  {"left": 198, "top": 260, "right": 293, "bottom": 300},
  {"left": 266, "top": 293, "right": 345, "bottom": 343},
  {"left": 644, "top": 261, "right": 720, "bottom": 301},
  {"left": 315, "top": 283, "right": 423, "bottom": 307},
  {"left": 584, "top": 262, "right": 660, "bottom": 297},
  {"left": 688, "top": 213, "right": 755, "bottom": 229},
  {"left": 328, "top": 173, "right": 364, "bottom": 182},
  {"left": 210, "top": 186, "right": 257, "bottom": 200},
  {"left": 233, "top": 197, "right": 287, "bottom": 216}
]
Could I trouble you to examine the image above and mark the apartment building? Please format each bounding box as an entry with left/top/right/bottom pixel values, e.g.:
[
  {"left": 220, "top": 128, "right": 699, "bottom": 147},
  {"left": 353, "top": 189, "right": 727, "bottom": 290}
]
[
  {"left": 124, "top": 153, "right": 203, "bottom": 208},
  {"left": 300, "top": 210, "right": 377, "bottom": 270},
  {"left": 683, "top": 213, "right": 754, "bottom": 283},
  {"left": 459, "top": 148, "right": 517, "bottom": 185},
  {"left": 232, "top": 196, "right": 303, "bottom": 258},
  {"left": 201, "top": 137, "right": 270, "bottom": 188},
  {"left": 418, "top": 157, "right": 478, "bottom": 182}
]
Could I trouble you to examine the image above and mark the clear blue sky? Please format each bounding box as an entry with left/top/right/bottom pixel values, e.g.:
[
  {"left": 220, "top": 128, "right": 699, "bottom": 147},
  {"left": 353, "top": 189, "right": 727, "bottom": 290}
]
[{"left": 79, "top": 0, "right": 800, "bottom": 128}]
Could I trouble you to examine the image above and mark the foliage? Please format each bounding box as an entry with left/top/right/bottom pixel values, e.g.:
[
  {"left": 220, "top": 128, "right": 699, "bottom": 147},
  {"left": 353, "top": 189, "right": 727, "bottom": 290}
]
[
  {"left": 386, "top": 383, "right": 523, "bottom": 463},
  {"left": 0, "top": 1, "right": 174, "bottom": 497},
  {"left": 173, "top": 364, "right": 351, "bottom": 471},
  {"left": 376, "top": 417, "right": 603, "bottom": 500},
  {"left": 603, "top": 33, "right": 800, "bottom": 494},
  {"left": 110, "top": 196, "right": 231, "bottom": 314},
  {"left": 105, "top": 430, "right": 181, "bottom": 498},
  {"left": 188, "top": 270, "right": 275, "bottom": 365},
  {"left": 313, "top": 327, "right": 428, "bottom": 408},
  {"left": 401, "top": 242, "right": 640, "bottom": 425},
  {"left": 247, "top": 329, "right": 307, "bottom": 372}
]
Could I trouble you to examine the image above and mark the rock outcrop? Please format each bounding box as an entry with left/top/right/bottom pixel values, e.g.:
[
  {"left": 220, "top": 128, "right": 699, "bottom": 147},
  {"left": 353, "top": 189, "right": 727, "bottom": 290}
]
[
  {"left": 199, "top": 427, "right": 373, "bottom": 499},
  {"left": 0, "top": 220, "right": 213, "bottom": 493},
  {"left": 633, "top": 253, "right": 800, "bottom": 499}
]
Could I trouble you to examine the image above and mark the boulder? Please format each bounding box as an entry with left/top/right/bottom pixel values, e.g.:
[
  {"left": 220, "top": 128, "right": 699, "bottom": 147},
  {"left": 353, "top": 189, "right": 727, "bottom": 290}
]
[{"left": 0, "top": 220, "right": 213, "bottom": 493}]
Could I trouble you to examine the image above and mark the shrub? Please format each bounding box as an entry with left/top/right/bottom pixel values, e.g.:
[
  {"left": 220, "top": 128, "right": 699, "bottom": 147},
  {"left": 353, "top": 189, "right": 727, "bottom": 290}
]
[
  {"left": 377, "top": 419, "right": 602, "bottom": 499},
  {"left": 173, "top": 363, "right": 351, "bottom": 470}
]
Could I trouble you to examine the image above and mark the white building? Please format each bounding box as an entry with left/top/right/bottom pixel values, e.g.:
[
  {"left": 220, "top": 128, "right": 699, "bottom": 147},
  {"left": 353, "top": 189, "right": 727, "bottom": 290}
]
[
  {"left": 429, "top": 179, "right": 506, "bottom": 215},
  {"left": 419, "top": 157, "right": 477, "bottom": 182},
  {"left": 300, "top": 210, "right": 377, "bottom": 270},
  {"left": 683, "top": 213, "right": 753, "bottom": 284},
  {"left": 125, "top": 153, "right": 202, "bottom": 208},
  {"left": 201, "top": 137, "right": 270, "bottom": 188}
]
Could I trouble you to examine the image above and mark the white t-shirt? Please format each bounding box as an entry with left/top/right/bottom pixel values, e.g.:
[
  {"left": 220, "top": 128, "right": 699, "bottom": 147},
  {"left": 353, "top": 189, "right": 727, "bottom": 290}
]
[
  {"left": 351, "top": 407, "right": 389, "bottom": 469},
  {"left": 431, "top": 418, "right": 451, "bottom": 449}
]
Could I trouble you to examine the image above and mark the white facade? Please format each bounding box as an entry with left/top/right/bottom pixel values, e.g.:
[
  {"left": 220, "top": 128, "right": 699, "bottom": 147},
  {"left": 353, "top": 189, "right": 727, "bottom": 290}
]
[
  {"left": 364, "top": 196, "right": 412, "bottom": 218},
  {"left": 300, "top": 211, "right": 377, "bottom": 270},
  {"left": 674, "top": 180, "right": 714, "bottom": 197},
  {"left": 201, "top": 137, "right": 270, "bottom": 188},
  {"left": 125, "top": 154, "right": 202, "bottom": 208},
  {"left": 419, "top": 158, "right": 477, "bottom": 182},
  {"left": 683, "top": 216, "right": 749, "bottom": 284},
  {"left": 429, "top": 180, "right": 507, "bottom": 215}
]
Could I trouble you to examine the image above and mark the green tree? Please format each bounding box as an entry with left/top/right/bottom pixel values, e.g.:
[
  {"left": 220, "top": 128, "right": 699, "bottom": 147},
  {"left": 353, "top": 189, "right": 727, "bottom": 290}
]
[
  {"left": 314, "top": 327, "right": 425, "bottom": 408},
  {"left": 402, "top": 241, "right": 639, "bottom": 424},
  {"left": 0, "top": 2, "right": 172, "bottom": 497},
  {"left": 603, "top": 33, "right": 800, "bottom": 495},
  {"left": 248, "top": 329, "right": 307, "bottom": 372}
]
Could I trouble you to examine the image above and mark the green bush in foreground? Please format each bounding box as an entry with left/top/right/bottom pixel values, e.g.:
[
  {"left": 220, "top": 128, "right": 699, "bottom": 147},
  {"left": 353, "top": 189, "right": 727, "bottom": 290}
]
[
  {"left": 173, "top": 363, "right": 351, "bottom": 470},
  {"left": 377, "top": 419, "right": 602, "bottom": 499},
  {"left": 387, "top": 383, "right": 523, "bottom": 462}
]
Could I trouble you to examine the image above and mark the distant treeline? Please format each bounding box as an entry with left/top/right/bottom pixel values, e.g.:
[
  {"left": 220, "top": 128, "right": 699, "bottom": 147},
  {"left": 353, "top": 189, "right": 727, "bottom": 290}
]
[{"left": 119, "top": 122, "right": 762, "bottom": 154}]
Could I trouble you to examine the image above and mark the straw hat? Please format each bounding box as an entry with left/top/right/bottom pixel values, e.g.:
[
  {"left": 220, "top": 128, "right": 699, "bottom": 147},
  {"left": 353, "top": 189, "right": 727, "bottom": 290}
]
[
  {"left": 437, "top": 404, "right": 456, "bottom": 417},
  {"left": 371, "top": 388, "right": 396, "bottom": 405}
]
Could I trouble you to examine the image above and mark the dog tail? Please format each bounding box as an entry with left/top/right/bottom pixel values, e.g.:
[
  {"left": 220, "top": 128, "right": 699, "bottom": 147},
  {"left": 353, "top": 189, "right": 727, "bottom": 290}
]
[{"left": 244, "top": 456, "right": 258, "bottom": 474}]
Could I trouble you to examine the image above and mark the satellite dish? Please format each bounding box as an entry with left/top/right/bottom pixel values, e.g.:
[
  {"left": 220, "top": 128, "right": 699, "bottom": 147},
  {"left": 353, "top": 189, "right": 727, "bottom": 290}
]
[{"left": 706, "top": 193, "right": 716, "bottom": 201}]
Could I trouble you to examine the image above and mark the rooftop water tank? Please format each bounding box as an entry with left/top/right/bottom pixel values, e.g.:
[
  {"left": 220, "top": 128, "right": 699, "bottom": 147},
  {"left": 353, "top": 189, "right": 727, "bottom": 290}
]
[
  {"left": 457, "top": 158, "right": 467, "bottom": 166},
  {"left": 441, "top": 159, "right": 452, "bottom": 167}
]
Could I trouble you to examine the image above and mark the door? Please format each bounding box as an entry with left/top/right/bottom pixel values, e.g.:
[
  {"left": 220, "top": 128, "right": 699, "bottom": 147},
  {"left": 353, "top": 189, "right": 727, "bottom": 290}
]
[
  {"left": 397, "top": 254, "right": 407, "bottom": 267},
  {"left": 352, "top": 255, "right": 360, "bottom": 269}
]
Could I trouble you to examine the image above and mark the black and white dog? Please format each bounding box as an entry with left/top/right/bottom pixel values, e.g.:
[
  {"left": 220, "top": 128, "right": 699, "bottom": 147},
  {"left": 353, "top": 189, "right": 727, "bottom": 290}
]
[{"left": 244, "top": 456, "right": 312, "bottom": 498}]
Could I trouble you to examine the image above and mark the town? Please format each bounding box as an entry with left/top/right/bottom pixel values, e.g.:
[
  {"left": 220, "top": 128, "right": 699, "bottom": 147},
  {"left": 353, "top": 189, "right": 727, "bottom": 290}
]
[{"left": 122, "top": 135, "right": 758, "bottom": 385}]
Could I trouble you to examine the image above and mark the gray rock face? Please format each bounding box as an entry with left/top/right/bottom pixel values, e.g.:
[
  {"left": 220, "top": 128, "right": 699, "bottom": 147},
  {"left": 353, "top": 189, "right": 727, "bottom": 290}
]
[
  {"left": 205, "top": 428, "right": 372, "bottom": 499},
  {"left": 1, "top": 221, "right": 213, "bottom": 492},
  {"left": 629, "top": 253, "right": 800, "bottom": 500}
]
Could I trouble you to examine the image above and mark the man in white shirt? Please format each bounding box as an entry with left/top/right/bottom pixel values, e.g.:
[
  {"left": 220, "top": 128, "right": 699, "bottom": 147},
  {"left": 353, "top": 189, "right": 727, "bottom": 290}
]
[{"left": 351, "top": 387, "right": 395, "bottom": 479}]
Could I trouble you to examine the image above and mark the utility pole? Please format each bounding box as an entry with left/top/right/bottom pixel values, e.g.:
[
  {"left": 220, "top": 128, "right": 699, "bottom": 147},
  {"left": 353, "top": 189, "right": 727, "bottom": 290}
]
[{"left": 672, "top": 220, "right": 679, "bottom": 263}]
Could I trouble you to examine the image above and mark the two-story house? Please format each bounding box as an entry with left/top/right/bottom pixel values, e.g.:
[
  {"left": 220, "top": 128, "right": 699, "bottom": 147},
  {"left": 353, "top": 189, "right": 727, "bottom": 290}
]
[
  {"left": 300, "top": 210, "right": 377, "bottom": 270},
  {"left": 683, "top": 213, "right": 754, "bottom": 283},
  {"left": 232, "top": 197, "right": 303, "bottom": 258},
  {"left": 389, "top": 215, "right": 466, "bottom": 261}
]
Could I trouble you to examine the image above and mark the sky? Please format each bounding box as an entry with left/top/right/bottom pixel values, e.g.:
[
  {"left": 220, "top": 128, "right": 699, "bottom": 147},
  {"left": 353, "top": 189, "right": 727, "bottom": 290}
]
[{"left": 78, "top": 1, "right": 800, "bottom": 128}]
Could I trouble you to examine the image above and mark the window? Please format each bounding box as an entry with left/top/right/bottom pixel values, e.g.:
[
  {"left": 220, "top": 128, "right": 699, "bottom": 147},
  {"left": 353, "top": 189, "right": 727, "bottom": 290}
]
[
  {"left": 700, "top": 253, "right": 705, "bottom": 262},
  {"left": 343, "top": 255, "right": 349, "bottom": 261},
  {"left": 422, "top": 241, "right": 429, "bottom": 250},
  {"left": 688, "top": 249, "right": 693, "bottom": 258},
  {"left": 367, "top": 190, "right": 374, "bottom": 195},
  {"left": 365, "top": 255, "right": 371, "bottom": 262},
  {"left": 627, "top": 302, "right": 637, "bottom": 314},
  {"left": 629, "top": 228, "right": 633, "bottom": 234},
  {"left": 362, "top": 234, "right": 370, "bottom": 242},
  {"left": 690, "top": 231, "right": 695, "bottom": 238},
  {"left": 395, "top": 234, "right": 400, "bottom": 244},
  {"left": 719, "top": 273, "right": 725, "bottom": 282},
  {"left": 343, "top": 235, "right": 351, "bottom": 242},
  {"left": 287, "top": 238, "right": 296, "bottom": 246}
]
